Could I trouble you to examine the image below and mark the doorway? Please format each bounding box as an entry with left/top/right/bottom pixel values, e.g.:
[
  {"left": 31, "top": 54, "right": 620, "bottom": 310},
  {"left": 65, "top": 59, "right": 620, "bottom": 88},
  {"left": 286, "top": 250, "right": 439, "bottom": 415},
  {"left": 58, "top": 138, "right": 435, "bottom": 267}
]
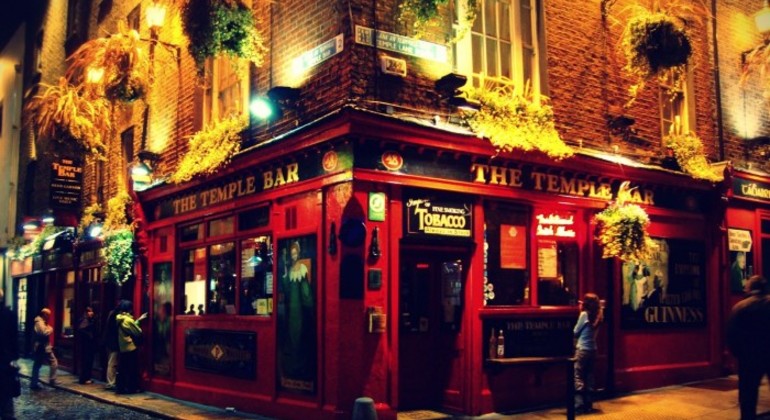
[{"left": 399, "top": 250, "right": 467, "bottom": 412}]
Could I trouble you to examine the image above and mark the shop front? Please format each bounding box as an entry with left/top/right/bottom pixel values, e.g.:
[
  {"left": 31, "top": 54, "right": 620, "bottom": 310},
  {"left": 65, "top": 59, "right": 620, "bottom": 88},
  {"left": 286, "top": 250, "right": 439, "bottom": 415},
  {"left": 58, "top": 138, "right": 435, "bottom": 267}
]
[{"left": 135, "top": 109, "right": 724, "bottom": 419}]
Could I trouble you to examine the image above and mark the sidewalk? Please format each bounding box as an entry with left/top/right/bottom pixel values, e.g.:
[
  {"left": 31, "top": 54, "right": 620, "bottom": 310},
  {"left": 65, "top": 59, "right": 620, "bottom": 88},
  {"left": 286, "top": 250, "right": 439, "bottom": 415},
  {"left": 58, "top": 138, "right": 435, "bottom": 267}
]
[{"left": 17, "top": 358, "right": 770, "bottom": 419}]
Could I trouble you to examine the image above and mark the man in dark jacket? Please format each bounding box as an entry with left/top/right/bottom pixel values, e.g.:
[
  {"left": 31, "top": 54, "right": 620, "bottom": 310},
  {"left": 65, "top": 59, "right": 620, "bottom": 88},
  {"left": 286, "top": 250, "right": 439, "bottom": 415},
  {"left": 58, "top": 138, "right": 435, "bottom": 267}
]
[
  {"left": 0, "top": 289, "right": 19, "bottom": 420},
  {"left": 727, "top": 275, "right": 770, "bottom": 420},
  {"left": 30, "top": 307, "right": 57, "bottom": 390},
  {"left": 102, "top": 302, "right": 121, "bottom": 390}
]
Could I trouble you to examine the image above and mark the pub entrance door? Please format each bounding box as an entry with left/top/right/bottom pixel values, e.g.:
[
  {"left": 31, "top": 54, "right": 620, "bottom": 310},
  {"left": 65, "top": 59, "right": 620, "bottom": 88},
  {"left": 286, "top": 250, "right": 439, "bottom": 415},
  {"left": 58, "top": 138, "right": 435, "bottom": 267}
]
[{"left": 398, "top": 250, "right": 468, "bottom": 412}]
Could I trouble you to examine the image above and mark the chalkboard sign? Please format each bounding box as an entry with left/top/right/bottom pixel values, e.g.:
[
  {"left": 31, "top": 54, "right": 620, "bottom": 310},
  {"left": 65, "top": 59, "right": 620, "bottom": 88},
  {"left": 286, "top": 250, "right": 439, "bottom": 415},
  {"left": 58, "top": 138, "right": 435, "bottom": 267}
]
[{"left": 484, "top": 317, "right": 575, "bottom": 359}]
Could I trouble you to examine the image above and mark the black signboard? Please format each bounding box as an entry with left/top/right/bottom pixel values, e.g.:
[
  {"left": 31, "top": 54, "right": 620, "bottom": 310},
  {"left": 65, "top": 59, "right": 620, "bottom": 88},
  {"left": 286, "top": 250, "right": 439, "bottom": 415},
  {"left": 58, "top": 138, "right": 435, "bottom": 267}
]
[
  {"left": 733, "top": 177, "right": 770, "bottom": 203},
  {"left": 184, "top": 329, "right": 257, "bottom": 379},
  {"left": 404, "top": 192, "right": 473, "bottom": 239},
  {"left": 50, "top": 157, "right": 83, "bottom": 210},
  {"left": 621, "top": 239, "right": 706, "bottom": 329},
  {"left": 485, "top": 317, "right": 575, "bottom": 359}
]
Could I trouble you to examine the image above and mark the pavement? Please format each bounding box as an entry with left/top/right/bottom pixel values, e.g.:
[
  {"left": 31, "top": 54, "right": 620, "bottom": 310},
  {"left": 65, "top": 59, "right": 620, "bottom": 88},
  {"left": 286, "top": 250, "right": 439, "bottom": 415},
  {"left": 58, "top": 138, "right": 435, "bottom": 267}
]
[{"left": 16, "top": 358, "right": 770, "bottom": 419}]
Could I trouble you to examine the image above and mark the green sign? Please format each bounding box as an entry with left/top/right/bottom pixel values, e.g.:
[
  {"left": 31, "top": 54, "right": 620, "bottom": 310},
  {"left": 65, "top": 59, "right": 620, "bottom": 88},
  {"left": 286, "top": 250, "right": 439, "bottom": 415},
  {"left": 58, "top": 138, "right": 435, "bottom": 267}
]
[
  {"left": 368, "top": 192, "right": 387, "bottom": 221},
  {"left": 354, "top": 25, "right": 448, "bottom": 63}
]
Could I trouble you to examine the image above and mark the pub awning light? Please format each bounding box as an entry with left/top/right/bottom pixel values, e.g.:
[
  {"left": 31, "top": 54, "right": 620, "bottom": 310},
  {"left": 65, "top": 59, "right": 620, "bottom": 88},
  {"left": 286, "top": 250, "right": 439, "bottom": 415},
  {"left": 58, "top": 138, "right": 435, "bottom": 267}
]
[
  {"left": 23, "top": 219, "right": 40, "bottom": 231},
  {"left": 41, "top": 209, "right": 55, "bottom": 224}
]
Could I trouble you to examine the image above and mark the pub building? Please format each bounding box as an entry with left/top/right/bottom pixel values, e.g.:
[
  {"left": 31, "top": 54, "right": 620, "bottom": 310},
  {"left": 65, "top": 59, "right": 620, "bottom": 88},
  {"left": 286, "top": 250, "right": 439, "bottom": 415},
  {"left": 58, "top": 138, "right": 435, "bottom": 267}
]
[{"left": 134, "top": 106, "right": 722, "bottom": 419}]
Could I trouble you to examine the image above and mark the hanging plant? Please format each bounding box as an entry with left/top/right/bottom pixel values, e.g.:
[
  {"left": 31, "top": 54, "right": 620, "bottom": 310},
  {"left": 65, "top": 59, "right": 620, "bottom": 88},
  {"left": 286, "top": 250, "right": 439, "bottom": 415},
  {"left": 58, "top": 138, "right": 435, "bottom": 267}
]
[
  {"left": 66, "top": 24, "right": 149, "bottom": 102},
  {"left": 594, "top": 182, "right": 657, "bottom": 263},
  {"left": 397, "top": 0, "right": 478, "bottom": 42},
  {"left": 462, "top": 82, "right": 574, "bottom": 160},
  {"left": 103, "top": 229, "right": 135, "bottom": 284},
  {"left": 25, "top": 78, "right": 111, "bottom": 159},
  {"left": 77, "top": 203, "right": 103, "bottom": 241},
  {"left": 740, "top": 41, "right": 770, "bottom": 99},
  {"left": 170, "top": 114, "right": 248, "bottom": 183},
  {"left": 104, "top": 191, "right": 132, "bottom": 232},
  {"left": 7, "top": 236, "right": 31, "bottom": 261},
  {"left": 663, "top": 123, "right": 723, "bottom": 182},
  {"left": 619, "top": 1, "right": 700, "bottom": 105},
  {"left": 182, "top": 0, "right": 267, "bottom": 75}
]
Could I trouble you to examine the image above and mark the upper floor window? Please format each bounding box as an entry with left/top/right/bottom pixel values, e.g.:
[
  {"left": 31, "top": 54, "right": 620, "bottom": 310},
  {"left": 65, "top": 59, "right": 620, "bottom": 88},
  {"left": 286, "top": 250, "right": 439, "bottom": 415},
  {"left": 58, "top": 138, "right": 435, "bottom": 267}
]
[
  {"left": 659, "top": 67, "right": 695, "bottom": 143},
  {"left": 202, "top": 57, "right": 249, "bottom": 127},
  {"left": 453, "top": 0, "right": 546, "bottom": 93}
]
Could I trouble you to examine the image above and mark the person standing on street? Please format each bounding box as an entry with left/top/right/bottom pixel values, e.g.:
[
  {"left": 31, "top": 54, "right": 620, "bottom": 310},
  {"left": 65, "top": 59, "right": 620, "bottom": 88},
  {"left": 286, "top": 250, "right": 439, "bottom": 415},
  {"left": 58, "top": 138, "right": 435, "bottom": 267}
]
[
  {"left": 116, "top": 300, "right": 146, "bottom": 394},
  {"left": 77, "top": 306, "right": 97, "bottom": 384},
  {"left": 102, "top": 302, "right": 120, "bottom": 390},
  {"left": 30, "top": 307, "right": 57, "bottom": 390},
  {"left": 727, "top": 275, "right": 770, "bottom": 420},
  {"left": 573, "top": 293, "right": 604, "bottom": 414},
  {"left": 0, "top": 290, "right": 19, "bottom": 420}
]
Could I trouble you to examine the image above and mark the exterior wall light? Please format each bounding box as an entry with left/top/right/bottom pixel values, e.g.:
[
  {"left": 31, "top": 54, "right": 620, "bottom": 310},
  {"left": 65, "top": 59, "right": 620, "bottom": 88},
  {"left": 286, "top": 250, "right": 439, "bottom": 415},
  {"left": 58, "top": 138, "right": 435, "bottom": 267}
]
[
  {"left": 22, "top": 218, "right": 40, "bottom": 231},
  {"left": 756, "top": 0, "right": 770, "bottom": 35},
  {"left": 41, "top": 209, "right": 55, "bottom": 224},
  {"left": 146, "top": 2, "right": 167, "bottom": 30},
  {"left": 250, "top": 86, "right": 301, "bottom": 121},
  {"left": 435, "top": 72, "right": 480, "bottom": 112},
  {"left": 131, "top": 150, "right": 161, "bottom": 191}
]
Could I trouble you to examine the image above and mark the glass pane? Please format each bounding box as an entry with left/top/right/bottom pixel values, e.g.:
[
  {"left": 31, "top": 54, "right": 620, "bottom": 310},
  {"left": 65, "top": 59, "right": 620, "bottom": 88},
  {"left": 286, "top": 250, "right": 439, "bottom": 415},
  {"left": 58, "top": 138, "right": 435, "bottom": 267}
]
[
  {"left": 182, "top": 247, "right": 207, "bottom": 315},
  {"left": 763, "top": 238, "right": 770, "bottom": 280},
  {"left": 209, "top": 242, "right": 236, "bottom": 314},
  {"left": 484, "top": 201, "right": 530, "bottom": 306},
  {"left": 522, "top": 46, "right": 533, "bottom": 87},
  {"left": 500, "top": 41, "right": 512, "bottom": 80},
  {"left": 472, "top": 35, "right": 484, "bottom": 74},
  {"left": 152, "top": 262, "right": 173, "bottom": 377},
  {"left": 62, "top": 285, "right": 74, "bottom": 337},
  {"left": 484, "top": 0, "right": 497, "bottom": 36},
  {"left": 499, "top": 1, "right": 511, "bottom": 41},
  {"left": 239, "top": 207, "right": 270, "bottom": 231},
  {"left": 180, "top": 224, "right": 203, "bottom": 243},
  {"left": 208, "top": 216, "right": 234, "bottom": 237},
  {"left": 486, "top": 38, "right": 499, "bottom": 77},
  {"left": 240, "top": 236, "right": 273, "bottom": 315},
  {"left": 520, "top": 0, "right": 533, "bottom": 45},
  {"left": 472, "top": 2, "right": 483, "bottom": 32},
  {"left": 538, "top": 241, "right": 579, "bottom": 306},
  {"left": 762, "top": 219, "right": 770, "bottom": 234}
]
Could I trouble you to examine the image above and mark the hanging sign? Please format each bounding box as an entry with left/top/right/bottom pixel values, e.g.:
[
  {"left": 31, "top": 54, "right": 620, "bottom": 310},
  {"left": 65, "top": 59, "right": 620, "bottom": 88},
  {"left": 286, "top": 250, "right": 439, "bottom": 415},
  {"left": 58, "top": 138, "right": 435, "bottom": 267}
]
[
  {"left": 404, "top": 194, "right": 472, "bottom": 238},
  {"left": 733, "top": 177, "right": 770, "bottom": 203},
  {"left": 50, "top": 157, "right": 83, "bottom": 210},
  {"left": 728, "top": 228, "right": 752, "bottom": 252}
]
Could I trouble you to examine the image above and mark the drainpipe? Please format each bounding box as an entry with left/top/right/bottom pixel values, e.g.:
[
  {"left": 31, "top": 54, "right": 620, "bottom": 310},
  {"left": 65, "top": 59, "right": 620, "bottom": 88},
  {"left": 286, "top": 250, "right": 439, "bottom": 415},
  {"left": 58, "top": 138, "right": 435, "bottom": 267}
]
[{"left": 712, "top": 0, "right": 725, "bottom": 161}]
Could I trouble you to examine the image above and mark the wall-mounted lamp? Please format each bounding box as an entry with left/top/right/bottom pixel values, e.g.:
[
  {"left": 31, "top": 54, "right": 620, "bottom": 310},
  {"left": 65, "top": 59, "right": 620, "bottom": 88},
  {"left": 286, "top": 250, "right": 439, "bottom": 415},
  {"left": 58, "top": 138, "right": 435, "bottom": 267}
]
[
  {"left": 88, "top": 221, "right": 104, "bottom": 239},
  {"left": 756, "top": 0, "right": 770, "bottom": 35},
  {"left": 131, "top": 149, "right": 161, "bottom": 191},
  {"left": 146, "top": 2, "right": 167, "bottom": 30},
  {"left": 41, "top": 209, "right": 55, "bottom": 224},
  {"left": 435, "top": 73, "right": 480, "bottom": 112},
  {"left": 250, "top": 86, "right": 301, "bottom": 121}
]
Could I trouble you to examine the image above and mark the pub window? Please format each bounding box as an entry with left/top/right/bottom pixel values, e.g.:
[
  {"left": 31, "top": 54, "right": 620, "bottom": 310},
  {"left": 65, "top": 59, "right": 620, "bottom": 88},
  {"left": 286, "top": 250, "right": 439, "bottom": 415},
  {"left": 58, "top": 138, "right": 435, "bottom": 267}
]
[
  {"left": 239, "top": 235, "right": 273, "bottom": 315},
  {"left": 181, "top": 247, "right": 206, "bottom": 315},
  {"left": 208, "top": 216, "right": 235, "bottom": 237},
  {"left": 535, "top": 210, "right": 579, "bottom": 306},
  {"left": 484, "top": 201, "right": 530, "bottom": 306},
  {"left": 239, "top": 206, "right": 270, "bottom": 231},
  {"left": 208, "top": 242, "right": 236, "bottom": 314},
  {"left": 179, "top": 223, "right": 203, "bottom": 243},
  {"left": 659, "top": 66, "right": 694, "bottom": 142}
]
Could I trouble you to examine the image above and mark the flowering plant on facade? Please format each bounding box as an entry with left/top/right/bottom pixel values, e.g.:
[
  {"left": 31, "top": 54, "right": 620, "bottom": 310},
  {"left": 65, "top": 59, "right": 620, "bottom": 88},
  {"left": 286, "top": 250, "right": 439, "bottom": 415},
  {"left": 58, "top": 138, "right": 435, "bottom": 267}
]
[
  {"left": 594, "top": 182, "right": 656, "bottom": 263},
  {"left": 25, "top": 78, "right": 111, "bottom": 160},
  {"left": 66, "top": 24, "right": 150, "bottom": 102},
  {"left": 102, "top": 192, "right": 135, "bottom": 285},
  {"left": 182, "top": 0, "right": 267, "bottom": 75},
  {"left": 619, "top": 2, "right": 698, "bottom": 105},
  {"left": 663, "top": 122, "right": 723, "bottom": 182},
  {"left": 397, "top": 0, "right": 478, "bottom": 42},
  {"left": 170, "top": 114, "right": 248, "bottom": 183},
  {"left": 462, "top": 82, "right": 574, "bottom": 160}
]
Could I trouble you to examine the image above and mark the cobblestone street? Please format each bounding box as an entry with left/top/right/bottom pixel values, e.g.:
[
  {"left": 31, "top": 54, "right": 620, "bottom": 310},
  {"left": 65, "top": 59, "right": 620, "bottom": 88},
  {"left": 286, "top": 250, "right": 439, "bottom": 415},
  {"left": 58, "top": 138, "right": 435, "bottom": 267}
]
[{"left": 12, "top": 376, "right": 161, "bottom": 420}]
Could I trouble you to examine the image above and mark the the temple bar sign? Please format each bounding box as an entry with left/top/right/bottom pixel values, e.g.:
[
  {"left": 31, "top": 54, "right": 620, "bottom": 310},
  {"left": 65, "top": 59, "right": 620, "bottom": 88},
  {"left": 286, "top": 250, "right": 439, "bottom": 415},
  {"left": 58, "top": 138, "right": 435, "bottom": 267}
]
[
  {"left": 50, "top": 157, "right": 83, "bottom": 210},
  {"left": 405, "top": 195, "right": 473, "bottom": 238}
]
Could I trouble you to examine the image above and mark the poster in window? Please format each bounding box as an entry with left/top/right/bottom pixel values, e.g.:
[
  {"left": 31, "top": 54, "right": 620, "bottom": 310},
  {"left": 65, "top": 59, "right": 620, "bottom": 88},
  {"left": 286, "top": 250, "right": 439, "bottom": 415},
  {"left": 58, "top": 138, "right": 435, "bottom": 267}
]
[
  {"left": 277, "top": 235, "right": 317, "bottom": 394},
  {"left": 500, "top": 224, "right": 527, "bottom": 269},
  {"left": 621, "top": 239, "right": 706, "bottom": 328},
  {"left": 728, "top": 228, "right": 753, "bottom": 294},
  {"left": 152, "top": 262, "right": 173, "bottom": 377},
  {"left": 537, "top": 240, "right": 558, "bottom": 278}
]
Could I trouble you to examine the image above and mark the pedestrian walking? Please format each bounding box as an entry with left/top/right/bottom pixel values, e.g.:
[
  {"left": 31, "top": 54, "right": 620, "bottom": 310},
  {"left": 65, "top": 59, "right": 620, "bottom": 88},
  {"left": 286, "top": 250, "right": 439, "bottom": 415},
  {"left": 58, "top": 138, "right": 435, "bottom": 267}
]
[
  {"left": 30, "top": 307, "right": 57, "bottom": 390},
  {"left": 102, "top": 302, "right": 120, "bottom": 390},
  {"left": 573, "top": 293, "right": 604, "bottom": 414},
  {"left": 77, "top": 306, "right": 97, "bottom": 384},
  {"left": 116, "top": 300, "right": 146, "bottom": 394},
  {"left": 727, "top": 275, "right": 770, "bottom": 420},
  {"left": 0, "top": 289, "right": 19, "bottom": 420}
]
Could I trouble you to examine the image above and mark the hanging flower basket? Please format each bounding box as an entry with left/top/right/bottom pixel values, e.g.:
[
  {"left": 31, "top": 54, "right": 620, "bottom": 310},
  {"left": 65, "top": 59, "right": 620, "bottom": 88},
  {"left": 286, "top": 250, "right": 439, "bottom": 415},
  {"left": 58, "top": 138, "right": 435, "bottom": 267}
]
[
  {"left": 66, "top": 25, "right": 149, "bottom": 103},
  {"left": 170, "top": 114, "right": 248, "bottom": 183},
  {"left": 103, "top": 228, "right": 135, "bottom": 284},
  {"left": 25, "top": 78, "right": 111, "bottom": 159},
  {"left": 663, "top": 127, "right": 723, "bottom": 182},
  {"left": 594, "top": 182, "right": 656, "bottom": 263},
  {"left": 462, "top": 83, "right": 574, "bottom": 160},
  {"left": 182, "top": 0, "right": 267, "bottom": 75}
]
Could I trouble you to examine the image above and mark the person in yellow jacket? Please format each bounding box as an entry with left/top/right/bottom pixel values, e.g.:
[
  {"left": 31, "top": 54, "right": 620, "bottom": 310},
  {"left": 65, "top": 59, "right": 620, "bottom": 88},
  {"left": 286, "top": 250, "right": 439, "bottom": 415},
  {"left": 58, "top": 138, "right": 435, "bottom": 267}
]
[{"left": 115, "top": 300, "right": 146, "bottom": 394}]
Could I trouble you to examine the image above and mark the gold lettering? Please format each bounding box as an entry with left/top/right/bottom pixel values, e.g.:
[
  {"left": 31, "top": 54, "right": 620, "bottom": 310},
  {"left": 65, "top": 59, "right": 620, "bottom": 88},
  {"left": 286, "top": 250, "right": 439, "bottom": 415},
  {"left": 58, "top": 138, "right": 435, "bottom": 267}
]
[
  {"left": 560, "top": 176, "right": 576, "bottom": 195},
  {"left": 263, "top": 171, "right": 275, "bottom": 190},
  {"left": 471, "top": 164, "right": 489, "bottom": 183},
  {"left": 531, "top": 172, "right": 546, "bottom": 190},
  {"left": 546, "top": 174, "right": 560, "bottom": 193},
  {"left": 274, "top": 168, "right": 286, "bottom": 186},
  {"left": 286, "top": 163, "right": 299, "bottom": 184},
  {"left": 644, "top": 190, "right": 655, "bottom": 205},
  {"left": 577, "top": 179, "right": 591, "bottom": 196},
  {"left": 490, "top": 166, "right": 507, "bottom": 185},
  {"left": 509, "top": 168, "right": 523, "bottom": 187}
]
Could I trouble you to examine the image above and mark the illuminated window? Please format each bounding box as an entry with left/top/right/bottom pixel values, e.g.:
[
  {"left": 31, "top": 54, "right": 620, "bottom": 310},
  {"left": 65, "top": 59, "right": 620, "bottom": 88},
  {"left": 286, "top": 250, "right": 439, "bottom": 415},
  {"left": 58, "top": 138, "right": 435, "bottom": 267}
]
[
  {"left": 659, "top": 67, "right": 695, "bottom": 142},
  {"left": 202, "top": 57, "right": 249, "bottom": 126},
  {"left": 453, "top": 0, "right": 546, "bottom": 92},
  {"left": 534, "top": 210, "right": 579, "bottom": 306},
  {"left": 483, "top": 201, "right": 530, "bottom": 306}
]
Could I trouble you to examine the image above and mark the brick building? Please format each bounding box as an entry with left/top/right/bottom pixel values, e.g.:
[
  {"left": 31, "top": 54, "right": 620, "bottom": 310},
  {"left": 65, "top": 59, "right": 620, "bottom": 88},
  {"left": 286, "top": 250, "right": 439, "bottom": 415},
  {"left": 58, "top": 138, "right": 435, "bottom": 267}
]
[{"left": 7, "top": 0, "right": 770, "bottom": 418}]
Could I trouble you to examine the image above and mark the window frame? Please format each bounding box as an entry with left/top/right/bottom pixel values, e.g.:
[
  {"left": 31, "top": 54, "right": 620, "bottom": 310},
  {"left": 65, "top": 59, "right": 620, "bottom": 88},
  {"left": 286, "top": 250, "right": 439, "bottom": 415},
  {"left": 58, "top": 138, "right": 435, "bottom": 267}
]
[
  {"left": 201, "top": 56, "right": 250, "bottom": 127},
  {"left": 659, "top": 66, "right": 696, "bottom": 145}
]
